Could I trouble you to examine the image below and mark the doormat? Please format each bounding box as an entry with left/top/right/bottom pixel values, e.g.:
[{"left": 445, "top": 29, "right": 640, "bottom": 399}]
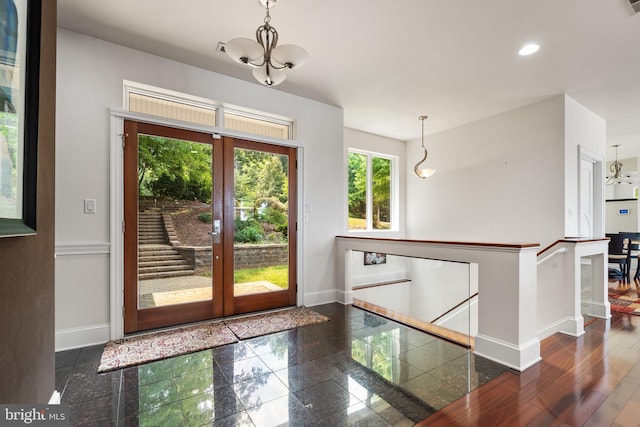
[
  {"left": 97, "top": 321, "right": 237, "bottom": 373},
  {"left": 225, "top": 306, "right": 330, "bottom": 340},
  {"left": 97, "top": 306, "right": 329, "bottom": 372},
  {"left": 609, "top": 293, "right": 640, "bottom": 316}
]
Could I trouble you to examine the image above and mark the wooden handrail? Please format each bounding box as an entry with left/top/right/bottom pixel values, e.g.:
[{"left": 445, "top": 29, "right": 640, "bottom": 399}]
[
  {"left": 337, "top": 235, "right": 538, "bottom": 249},
  {"left": 352, "top": 279, "right": 410, "bottom": 291},
  {"left": 537, "top": 237, "right": 610, "bottom": 256},
  {"left": 431, "top": 293, "right": 479, "bottom": 324}
]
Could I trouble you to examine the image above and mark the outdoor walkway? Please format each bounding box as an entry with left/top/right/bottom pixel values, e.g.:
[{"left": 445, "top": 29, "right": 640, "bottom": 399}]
[{"left": 138, "top": 275, "right": 283, "bottom": 308}]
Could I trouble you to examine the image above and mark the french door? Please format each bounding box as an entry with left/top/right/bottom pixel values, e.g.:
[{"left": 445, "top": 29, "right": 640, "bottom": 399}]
[{"left": 123, "top": 120, "right": 297, "bottom": 333}]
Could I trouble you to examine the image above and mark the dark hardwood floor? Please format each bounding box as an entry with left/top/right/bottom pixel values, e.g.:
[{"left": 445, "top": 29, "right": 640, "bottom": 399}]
[{"left": 417, "top": 281, "right": 640, "bottom": 427}]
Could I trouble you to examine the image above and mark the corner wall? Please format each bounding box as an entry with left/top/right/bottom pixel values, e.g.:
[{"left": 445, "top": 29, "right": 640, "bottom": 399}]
[
  {"left": 0, "top": 0, "right": 57, "bottom": 403},
  {"left": 406, "top": 96, "right": 567, "bottom": 247},
  {"left": 55, "top": 29, "right": 343, "bottom": 348}
]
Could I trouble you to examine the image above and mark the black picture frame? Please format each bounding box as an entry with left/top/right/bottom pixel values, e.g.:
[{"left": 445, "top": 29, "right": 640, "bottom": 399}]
[
  {"left": 0, "top": 0, "right": 41, "bottom": 237},
  {"left": 364, "top": 252, "right": 387, "bottom": 265}
]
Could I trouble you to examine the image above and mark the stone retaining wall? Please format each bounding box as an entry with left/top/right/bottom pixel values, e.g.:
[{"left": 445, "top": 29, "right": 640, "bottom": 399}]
[{"left": 176, "top": 244, "right": 288, "bottom": 272}]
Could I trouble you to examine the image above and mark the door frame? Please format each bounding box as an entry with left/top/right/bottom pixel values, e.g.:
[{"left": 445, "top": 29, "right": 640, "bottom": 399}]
[
  {"left": 109, "top": 111, "right": 305, "bottom": 340},
  {"left": 123, "top": 120, "right": 225, "bottom": 333},
  {"left": 578, "top": 145, "right": 604, "bottom": 239}
]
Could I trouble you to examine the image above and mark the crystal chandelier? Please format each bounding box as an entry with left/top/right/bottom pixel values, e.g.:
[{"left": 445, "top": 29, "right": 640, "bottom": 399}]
[
  {"left": 224, "top": 0, "right": 308, "bottom": 87},
  {"left": 414, "top": 116, "right": 436, "bottom": 179}
]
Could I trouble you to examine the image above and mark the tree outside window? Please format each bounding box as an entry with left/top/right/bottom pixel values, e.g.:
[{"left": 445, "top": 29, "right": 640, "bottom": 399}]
[{"left": 348, "top": 150, "right": 393, "bottom": 231}]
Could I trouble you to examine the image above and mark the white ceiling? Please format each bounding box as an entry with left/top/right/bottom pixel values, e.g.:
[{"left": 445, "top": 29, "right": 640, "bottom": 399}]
[{"left": 57, "top": 0, "right": 640, "bottom": 160}]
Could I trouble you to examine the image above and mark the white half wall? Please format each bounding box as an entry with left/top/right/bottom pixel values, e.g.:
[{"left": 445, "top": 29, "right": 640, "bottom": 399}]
[{"left": 55, "top": 29, "right": 343, "bottom": 348}]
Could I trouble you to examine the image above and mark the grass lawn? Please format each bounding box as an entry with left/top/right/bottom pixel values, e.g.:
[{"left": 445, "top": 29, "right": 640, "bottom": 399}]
[
  {"left": 348, "top": 217, "right": 390, "bottom": 230},
  {"left": 234, "top": 265, "right": 288, "bottom": 289}
]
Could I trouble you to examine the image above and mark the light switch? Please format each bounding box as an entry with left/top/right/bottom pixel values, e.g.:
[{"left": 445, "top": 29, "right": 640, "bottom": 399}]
[{"left": 84, "top": 199, "right": 96, "bottom": 214}]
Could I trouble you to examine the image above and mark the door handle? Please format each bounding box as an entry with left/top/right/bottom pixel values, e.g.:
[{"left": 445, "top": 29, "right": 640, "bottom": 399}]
[{"left": 211, "top": 220, "right": 221, "bottom": 243}]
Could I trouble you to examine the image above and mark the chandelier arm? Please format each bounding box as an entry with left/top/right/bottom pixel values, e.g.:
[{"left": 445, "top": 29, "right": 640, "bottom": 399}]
[{"left": 255, "top": 24, "right": 289, "bottom": 69}]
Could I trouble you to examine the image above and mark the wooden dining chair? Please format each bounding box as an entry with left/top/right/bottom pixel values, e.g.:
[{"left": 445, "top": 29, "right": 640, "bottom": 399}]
[
  {"left": 620, "top": 232, "right": 640, "bottom": 281},
  {"left": 609, "top": 234, "right": 630, "bottom": 282}
]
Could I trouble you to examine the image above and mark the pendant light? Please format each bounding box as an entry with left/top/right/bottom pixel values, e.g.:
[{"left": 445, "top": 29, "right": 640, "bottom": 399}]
[{"left": 414, "top": 115, "right": 436, "bottom": 179}]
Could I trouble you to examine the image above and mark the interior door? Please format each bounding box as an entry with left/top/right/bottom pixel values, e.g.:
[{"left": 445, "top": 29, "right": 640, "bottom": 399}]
[{"left": 123, "top": 122, "right": 297, "bottom": 333}]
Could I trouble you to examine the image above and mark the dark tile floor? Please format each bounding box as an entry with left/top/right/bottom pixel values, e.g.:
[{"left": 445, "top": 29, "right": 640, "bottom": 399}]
[{"left": 56, "top": 303, "right": 510, "bottom": 426}]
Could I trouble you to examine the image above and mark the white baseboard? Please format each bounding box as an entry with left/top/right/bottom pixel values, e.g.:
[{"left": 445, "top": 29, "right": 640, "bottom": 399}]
[
  {"left": 303, "top": 290, "right": 337, "bottom": 307},
  {"left": 583, "top": 300, "right": 611, "bottom": 319},
  {"left": 55, "top": 323, "right": 110, "bottom": 351},
  {"left": 537, "top": 316, "right": 585, "bottom": 340},
  {"left": 49, "top": 391, "right": 61, "bottom": 404},
  {"left": 335, "top": 289, "right": 351, "bottom": 305},
  {"left": 474, "top": 334, "right": 541, "bottom": 372}
]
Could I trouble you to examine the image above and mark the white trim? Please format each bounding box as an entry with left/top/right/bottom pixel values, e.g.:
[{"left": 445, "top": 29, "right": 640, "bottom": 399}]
[
  {"left": 474, "top": 334, "right": 541, "bottom": 372},
  {"left": 296, "top": 147, "right": 305, "bottom": 307},
  {"left": 583, "top": 300, "right": 611, "bottom": 319},
  {"left": 48, "top": 391, "right": 61, "bottom": 405},
  {"left": 578, "top": 145, "right": 605, "bottom": 238},
  {"left": 110, "top": 117, "right": 124, "bottom": 341},
  {"left": 55, "top": 243, "right": 110, "bottom": 256},
  {"left": 304, "top": 290, "right": 337, "bottom": 307},
  {"left": 537, "top": 315, "right": 585, "bottom": 340},
  {"left": 55, "top": 323, "right": 110, "bottom": 351}
]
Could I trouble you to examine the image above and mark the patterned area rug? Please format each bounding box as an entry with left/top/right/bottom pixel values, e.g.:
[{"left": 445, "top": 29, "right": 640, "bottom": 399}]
[
  {"left": 225, "top": 306, "right": 330, "bottom": 339},
  {"left": 97, "top": 306, "right": 329, "bottom": 372},
  {"left": 609, "top": 293, "right": 640, "bottom": 316},
  {"left": 98, "top": 321, "right": 237, "bottom": 372}
]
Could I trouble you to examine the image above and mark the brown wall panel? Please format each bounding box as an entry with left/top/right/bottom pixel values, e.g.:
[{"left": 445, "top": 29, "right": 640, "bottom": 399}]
[{"left": 0, "top": 0, "right": 57, "bottom": 403}]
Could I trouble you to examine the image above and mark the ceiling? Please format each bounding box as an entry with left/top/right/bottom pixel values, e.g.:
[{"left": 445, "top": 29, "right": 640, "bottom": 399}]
[{"left": 57, "top": 0, "right": 640, "bottom": 160}]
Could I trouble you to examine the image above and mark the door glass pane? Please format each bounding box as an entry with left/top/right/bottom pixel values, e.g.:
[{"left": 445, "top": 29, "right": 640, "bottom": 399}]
[
  {"left": 233, "top": 147, "right": 289, "bottom": 296},
  {"left": 137, "top": 134, "right": 213, "bottom": 309}
]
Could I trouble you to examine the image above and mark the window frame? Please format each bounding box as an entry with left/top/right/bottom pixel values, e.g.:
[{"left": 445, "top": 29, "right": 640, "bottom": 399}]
[
  {"left": 123, "top": 81, "right": 294, "bottom": 140},
  {"left": 348, "top": 148, "right": 398, "bottom": 232}
]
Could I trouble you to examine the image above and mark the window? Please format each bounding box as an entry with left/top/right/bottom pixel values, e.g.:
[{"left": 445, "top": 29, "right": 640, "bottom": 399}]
[
  {"left": 124, "top": 82, "right": 294, "bottom": 141},
  {"left": 348, "top": 150, "right": 395, "bottom": 231},
  {"left": 129, "top": 92, "right": 216, "bottom": 127}
]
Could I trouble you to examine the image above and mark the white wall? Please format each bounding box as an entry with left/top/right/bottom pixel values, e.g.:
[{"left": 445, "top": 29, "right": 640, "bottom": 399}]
[
  {"left": 564, "top": 95, "right": 607, "bottom": 237},
  {"left": 343, "top": 128, "right": 406, "bottom": 237},
  {"left": 606, "top": 200, "right": 640, "bottom": 233},
  {"left": 55, "top": 29, "right": 344, "bottom": 348},
  {"left": 406, "top": 96, "right": 566, "bottom": 247}
]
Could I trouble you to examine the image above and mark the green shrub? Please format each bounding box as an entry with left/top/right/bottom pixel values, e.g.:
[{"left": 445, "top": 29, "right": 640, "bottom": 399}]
[
  {"left": 197, "top": 212, "right": 212, "bottom": 223},
  {"left": 234, "top": 217, "right": 264, "bottom": 243}
]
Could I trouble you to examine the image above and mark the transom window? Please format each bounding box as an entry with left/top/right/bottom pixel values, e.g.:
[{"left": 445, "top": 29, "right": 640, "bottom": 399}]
[
  {"left": 348, "top": 149, "right": 396, "bottom": 231},
  {"left": 124, "top": 82, "right": 293, "bottom": 140}
]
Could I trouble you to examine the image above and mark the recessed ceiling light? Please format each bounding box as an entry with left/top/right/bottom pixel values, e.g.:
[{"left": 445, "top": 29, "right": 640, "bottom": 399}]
[{"left": 518, "top": 43, "right": 540, "bottom": 56}]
